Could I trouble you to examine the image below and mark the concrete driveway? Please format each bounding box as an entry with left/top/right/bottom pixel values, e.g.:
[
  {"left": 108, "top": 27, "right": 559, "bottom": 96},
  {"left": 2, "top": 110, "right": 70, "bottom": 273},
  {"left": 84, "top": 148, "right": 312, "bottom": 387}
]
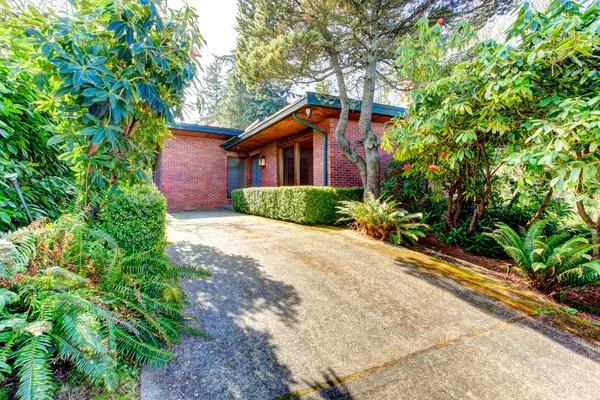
[{"left": 141, "top": 211, "right": 600, "bottom": 400}]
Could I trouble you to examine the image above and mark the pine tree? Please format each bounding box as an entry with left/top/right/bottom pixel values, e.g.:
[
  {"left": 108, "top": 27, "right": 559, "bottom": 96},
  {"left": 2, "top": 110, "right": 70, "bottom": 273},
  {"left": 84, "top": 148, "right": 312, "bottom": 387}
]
[{"left": 198, "top": 59, "right": 225, "bottom": 126}]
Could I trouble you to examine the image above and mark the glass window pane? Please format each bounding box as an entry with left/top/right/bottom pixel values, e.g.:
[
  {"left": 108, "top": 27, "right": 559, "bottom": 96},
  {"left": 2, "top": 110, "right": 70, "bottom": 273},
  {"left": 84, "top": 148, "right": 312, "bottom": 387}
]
[
  {"left": 283, "top": 147, "right": 294, "bottom": 186},
  {"left": 299, "top": 140, "right": 313, "bottom": 185}
]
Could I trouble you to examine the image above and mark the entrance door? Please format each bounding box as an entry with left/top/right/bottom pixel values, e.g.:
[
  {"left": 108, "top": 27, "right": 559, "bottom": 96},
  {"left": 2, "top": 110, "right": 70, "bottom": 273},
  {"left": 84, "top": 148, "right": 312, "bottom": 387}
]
[{"left": 252, "top": 158, "right": 261, "bottom": 187}]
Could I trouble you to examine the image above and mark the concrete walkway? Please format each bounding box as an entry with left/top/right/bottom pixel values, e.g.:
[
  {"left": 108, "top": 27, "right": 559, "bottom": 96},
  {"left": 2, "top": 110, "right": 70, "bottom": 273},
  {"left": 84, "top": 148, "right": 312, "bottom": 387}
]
[{"left": 141, "top": 211, "right": 600, "bottom": 400}]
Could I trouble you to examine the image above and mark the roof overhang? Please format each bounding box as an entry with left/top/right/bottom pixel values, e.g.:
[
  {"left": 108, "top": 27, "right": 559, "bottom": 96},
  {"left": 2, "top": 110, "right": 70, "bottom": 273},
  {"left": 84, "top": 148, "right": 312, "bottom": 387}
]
[
  {"left": 169, "top": 123, "right": 243, "bottom": 140},
  {"left": 222, "top": 92, "right": 405, "bottom": 152}
]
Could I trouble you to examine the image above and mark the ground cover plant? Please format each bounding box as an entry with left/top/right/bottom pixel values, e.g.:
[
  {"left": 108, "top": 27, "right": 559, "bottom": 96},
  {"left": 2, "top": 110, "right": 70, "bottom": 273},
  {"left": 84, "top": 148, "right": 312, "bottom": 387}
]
[
  {"left": 487, "top": 220, "right": 600, "bottom": 293},
  {"left": 337, "top": 194, "right": 428, "bottom": 244},
  {"left": 0, "top": 186, "right": 210, "bottom": 400}
]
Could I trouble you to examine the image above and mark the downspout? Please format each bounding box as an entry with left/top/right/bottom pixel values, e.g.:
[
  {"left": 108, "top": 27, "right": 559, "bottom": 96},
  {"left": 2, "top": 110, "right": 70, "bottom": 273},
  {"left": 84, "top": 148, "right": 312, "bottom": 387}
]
[{"left": 292, "top": 113, "right": 328, "bottom": 186}]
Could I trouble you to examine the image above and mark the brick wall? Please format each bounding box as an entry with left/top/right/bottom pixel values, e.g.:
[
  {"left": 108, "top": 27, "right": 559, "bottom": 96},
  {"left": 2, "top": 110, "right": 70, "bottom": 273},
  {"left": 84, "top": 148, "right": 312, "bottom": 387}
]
[
  {"left": 327, "top": 118, "right": 393, "bottom": 187},
  {"left": 251, "top": 141, "right": 279, "bottom": 187},
  {"left": 312, "top": 120, "right": 328, "bottom": 187},
  {"left": 158, "top": 135, "right": 230, "bottom": 210}
]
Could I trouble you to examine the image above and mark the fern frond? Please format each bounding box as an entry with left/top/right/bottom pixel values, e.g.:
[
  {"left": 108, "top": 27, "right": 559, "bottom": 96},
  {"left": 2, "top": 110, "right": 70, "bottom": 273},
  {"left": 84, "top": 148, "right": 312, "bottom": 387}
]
[
  {"left": 57, "top": 311, "right": 108, "bottom": 355},
  {"left": 556, "top": 261, "right": 600, "bottom": 287},
  {"left": 45, "top": 266, "right": 89, "bottom": 285},
  {"left": 113, "top": 327, "right": 174, "bottom": 368},
  {"left": 14, "top": 334, "right": 54, "bottom": 400},
  {"left": 523, "top": 220, "right": 548, "bottom": 255},
  {"left": 50, "top": 332, "right": 118, "bottom": 390}
]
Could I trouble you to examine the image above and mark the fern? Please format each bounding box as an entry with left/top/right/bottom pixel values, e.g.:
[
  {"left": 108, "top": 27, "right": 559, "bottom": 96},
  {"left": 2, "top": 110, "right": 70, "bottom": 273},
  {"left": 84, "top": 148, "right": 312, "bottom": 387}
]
[
  {"left": 50, "top": 332, "right": 118, "bottom": 389},
  {"left": 486, "top": 221, "right": 600, "bottom": 293},
  {"left": 113, "top": 327, "right": 175, "bottom": 368},
  {"left": 0, "top": 210, "right": 208, "bottom": 399},
  {"left": 337, "top": 194, "right": 429, "bottom": 243},
  {"left": 14, "top": 334, "right": 54, "bottom": 400}
]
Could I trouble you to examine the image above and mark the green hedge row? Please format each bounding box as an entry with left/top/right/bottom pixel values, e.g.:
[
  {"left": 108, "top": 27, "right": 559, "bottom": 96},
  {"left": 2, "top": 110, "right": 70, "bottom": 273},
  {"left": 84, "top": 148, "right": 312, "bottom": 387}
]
[
  {"left": 231, "top": 186, "right": 364, "bottom": 225},
  {"left": 95, "top": 184, "right": 167, "bottom": 255}
]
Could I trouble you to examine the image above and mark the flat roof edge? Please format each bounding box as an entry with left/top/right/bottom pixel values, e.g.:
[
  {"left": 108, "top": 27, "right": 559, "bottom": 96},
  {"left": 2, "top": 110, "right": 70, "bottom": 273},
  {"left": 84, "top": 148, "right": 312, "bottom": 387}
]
[
  {"left": 170, "top": 123, "right": 243, "bottom": 136},
  {"left": 222, "top": 92, "right": 406, "bottom": 150}
]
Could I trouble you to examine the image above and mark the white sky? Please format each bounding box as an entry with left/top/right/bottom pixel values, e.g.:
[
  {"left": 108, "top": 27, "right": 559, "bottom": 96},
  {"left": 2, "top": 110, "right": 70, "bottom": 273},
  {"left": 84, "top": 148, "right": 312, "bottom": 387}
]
[{"left": 168, "top": 0, "right": 239, "bottom": 122}]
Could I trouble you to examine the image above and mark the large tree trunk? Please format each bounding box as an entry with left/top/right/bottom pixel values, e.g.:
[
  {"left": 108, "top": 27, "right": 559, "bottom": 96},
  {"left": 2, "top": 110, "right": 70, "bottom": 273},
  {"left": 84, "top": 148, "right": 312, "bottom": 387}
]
[
  {"left": 327, "top": 48, "right": 367, "bottom": 189},
  {"left": 357, "top": 55, "right": 381, "bottom": 198},
  {"left": 525, "top": 187, "right": 553, "bottom": 228},
  {"left": 356, "top": 0, "right": 382, "bottom": 199}
]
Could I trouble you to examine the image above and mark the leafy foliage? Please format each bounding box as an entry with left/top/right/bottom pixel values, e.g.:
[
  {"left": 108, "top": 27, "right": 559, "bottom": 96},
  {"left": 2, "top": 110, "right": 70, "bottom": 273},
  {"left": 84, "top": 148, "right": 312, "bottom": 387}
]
[
  {"left": 0, "top": 62, "right": 76, "bottom": 232},
  {"left": 487, "top": 220, "right": 600, "bottom": 292},
  {"left": 0, "top": 187, "right": 209, "bottom": 400},
  {"left": 337, "top": 194, "right": 428, "bottom": 244},
  {"left": 232, "top": 186, "right": 363, "bottom": 225},
  {"left": 383, "top": 0, "right": 600, "bottom": 243},
  {"left": 3, "top": 0, "right": 203, "bottom": 193}
]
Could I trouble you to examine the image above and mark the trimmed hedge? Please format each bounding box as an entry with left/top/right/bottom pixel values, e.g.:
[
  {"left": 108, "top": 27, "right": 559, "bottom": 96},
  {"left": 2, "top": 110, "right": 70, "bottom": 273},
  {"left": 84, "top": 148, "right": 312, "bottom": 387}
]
[
  {"left": 95, "top": 184, "right": 167, "bottom": 254},
  {"left": 231, "top": 186, "right": 364, "bottom": 225}
]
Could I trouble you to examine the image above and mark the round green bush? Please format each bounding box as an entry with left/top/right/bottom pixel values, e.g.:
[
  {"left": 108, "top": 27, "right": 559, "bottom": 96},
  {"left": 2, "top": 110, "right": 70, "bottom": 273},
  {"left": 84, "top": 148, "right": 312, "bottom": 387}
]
[{"left": 96, "top": 185, "right": 167, "bottom": 254}]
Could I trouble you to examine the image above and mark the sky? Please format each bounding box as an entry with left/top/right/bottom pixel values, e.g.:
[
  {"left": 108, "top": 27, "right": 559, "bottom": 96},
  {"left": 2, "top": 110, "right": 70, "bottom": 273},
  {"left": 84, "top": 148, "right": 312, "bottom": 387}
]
[{"left": 167, "top": 0, "right": 239, "bottom": 122}]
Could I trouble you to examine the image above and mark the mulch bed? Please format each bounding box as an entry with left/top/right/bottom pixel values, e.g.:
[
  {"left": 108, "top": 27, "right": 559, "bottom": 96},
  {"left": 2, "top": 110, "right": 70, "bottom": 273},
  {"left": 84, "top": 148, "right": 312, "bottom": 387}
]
[{"left": 409, "top": 233, "right": 600, "bottom": 324}]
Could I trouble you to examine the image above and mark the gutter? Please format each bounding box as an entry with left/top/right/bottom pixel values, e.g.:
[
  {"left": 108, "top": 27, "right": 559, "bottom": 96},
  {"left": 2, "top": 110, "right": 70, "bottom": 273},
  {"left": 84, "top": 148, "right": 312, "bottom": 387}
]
[{"left": 292, "top": 113, "right": 327, "bottom": 186}]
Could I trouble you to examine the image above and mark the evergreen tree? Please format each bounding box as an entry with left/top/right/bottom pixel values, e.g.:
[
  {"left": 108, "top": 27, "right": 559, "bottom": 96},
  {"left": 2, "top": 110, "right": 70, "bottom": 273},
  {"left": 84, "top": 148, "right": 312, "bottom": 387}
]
[
  {"left": 236, "top": 0, "right": 514, "bottom": 197},
  {"left": 198, "top": 54, "right": 290, "bottom": 129},
  {"left": 198, "top": 58, "right": 226, "bottom": 126}
]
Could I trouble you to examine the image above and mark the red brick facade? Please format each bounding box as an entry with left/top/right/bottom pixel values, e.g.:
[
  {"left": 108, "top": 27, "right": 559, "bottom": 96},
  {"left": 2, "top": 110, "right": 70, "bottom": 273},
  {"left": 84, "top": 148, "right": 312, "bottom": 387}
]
[
  {"left": 327, "top": 119, "right": 393, "bottom": 188},
  {"left": 158, "top": 135, "right": 231, "bottom": 210},
  {"left": 159, "top": 117, "right": 394, "bottom": 210}
]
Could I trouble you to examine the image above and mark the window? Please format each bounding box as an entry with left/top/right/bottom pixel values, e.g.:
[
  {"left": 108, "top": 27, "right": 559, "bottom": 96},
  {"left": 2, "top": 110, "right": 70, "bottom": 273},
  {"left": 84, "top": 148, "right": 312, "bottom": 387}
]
[
  {"left": 227, "top": 157, "right": 246, "bottom": 197},
  {"left": 280, "top": 139, "right": 313, "bottom": 186},
  {"left": 299, "top": 139, "right": 313, "bottom": 185},
  {"left": 282, "top": 147, "right": 295, "bottom": 186}
]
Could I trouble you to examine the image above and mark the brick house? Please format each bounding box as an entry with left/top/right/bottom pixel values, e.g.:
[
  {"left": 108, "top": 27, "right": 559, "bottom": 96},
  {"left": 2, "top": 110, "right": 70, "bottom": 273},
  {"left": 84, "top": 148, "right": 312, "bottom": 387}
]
[{"left": 155, "top": 92, "right": 405, "bottom": 210}]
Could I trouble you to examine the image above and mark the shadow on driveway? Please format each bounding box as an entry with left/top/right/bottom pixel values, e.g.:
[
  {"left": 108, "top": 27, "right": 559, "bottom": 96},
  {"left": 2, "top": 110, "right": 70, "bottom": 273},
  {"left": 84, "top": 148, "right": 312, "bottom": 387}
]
[{"left": 143, "top": 241, "right": 301, "bottom": 399}]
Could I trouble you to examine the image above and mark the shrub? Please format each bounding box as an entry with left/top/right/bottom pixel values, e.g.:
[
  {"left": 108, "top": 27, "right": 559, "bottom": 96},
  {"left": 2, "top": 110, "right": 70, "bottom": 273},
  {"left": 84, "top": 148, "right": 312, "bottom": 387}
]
[
  {"left": 231, "top": 186, "right": 363, "bottom": 225},
  {"left": 486, "top": 221, "right": 600, "bottom": 293},
  {"left": 95, "top": 185, "right": 167, "bottom": 255},
  {"left": 0, "top": 212, "right": 209, "bottom": 400},
  {"left": 336, "top": 195, "right": 428, "bottom": 244},
  {"left": 380, "top": 160, "right": 431, "bottom": 212}
]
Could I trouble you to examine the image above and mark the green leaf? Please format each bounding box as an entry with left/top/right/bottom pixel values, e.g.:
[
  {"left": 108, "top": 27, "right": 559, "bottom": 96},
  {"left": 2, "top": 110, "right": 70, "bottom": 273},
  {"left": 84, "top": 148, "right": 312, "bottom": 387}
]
[{"left": 569, "top": 167, "right": 581, "bottom": 182}]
